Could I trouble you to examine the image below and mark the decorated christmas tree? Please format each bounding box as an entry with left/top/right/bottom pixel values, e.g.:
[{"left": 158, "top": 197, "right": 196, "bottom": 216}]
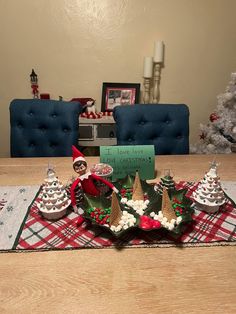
[
  {"left": 38, "top": 166, "right": 71, "bottom": 220},
  {"left": 154, "top": 169, "right": 175, "bottom": 195},
  {"left": 191, "top": 72, "right": 236, "bottom": 154},
  {"left": 192, "top": 161, "right": 226, "bottom": 213}
]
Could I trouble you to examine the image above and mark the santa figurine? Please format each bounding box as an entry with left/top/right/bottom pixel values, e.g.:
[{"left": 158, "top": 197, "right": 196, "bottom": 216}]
[{"left": 70, "top": 146, "right": 118, "bottom": 213}]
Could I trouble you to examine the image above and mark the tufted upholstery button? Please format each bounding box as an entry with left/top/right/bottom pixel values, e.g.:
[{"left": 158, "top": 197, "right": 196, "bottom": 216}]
[
  {"left": 52, "top": 113, "right": 57, "bottom": 118},
  {"left": 29, "top": 112, "right": 34, "bottom": 116},
  {"left": 165, "top": 120, "right": 170, "bottom": 124},
  {"left": 63, "top": 128, "right": 68, "bottom": 132},
  {"left": 128, "top": 138, "right": 133, "bottom": 142},
  {"left": 17, "top": 123, "right": 23, "bottom": 128},
  {"left": 140, "top": 121, "right": 145, "bottom": 125},
  {"left": 29, "top": 142, "right": 35, "bottom": 147},
  {"left": 177, "top": 135, "right": 183, "bottom": 139}
]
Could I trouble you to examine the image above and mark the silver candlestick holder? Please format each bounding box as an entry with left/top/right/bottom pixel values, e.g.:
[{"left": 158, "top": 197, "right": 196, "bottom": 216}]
[{"left": 152, "top": 62, "right": 162, "bottom": 103}]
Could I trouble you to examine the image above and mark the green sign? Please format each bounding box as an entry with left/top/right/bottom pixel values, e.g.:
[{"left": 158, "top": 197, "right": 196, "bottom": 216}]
[{"left": 100, "top": 145, "right": 155, "bottom": 180}]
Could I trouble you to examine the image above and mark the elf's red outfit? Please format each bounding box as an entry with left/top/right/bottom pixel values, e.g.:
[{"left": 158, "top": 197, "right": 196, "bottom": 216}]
[
  {"left": 70, "top": 146, "right": 118, "bottom": 208},
  {"left": 70, "top": 171, "right": 116, "bottom": 207}
]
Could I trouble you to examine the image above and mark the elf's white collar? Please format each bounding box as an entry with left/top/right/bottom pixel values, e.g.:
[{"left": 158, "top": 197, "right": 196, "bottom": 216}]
[{"left": 79, "top": 171, "right": 91, "bottom": 181}]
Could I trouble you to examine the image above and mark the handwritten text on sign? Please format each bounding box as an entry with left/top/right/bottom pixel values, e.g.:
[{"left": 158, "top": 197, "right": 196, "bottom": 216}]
[{"left": 100, "top": 145, "right": 155, "bottom": 180}]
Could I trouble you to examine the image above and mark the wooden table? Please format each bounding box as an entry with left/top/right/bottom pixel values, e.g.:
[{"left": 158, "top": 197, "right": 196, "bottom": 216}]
[{"left": 0, "top": 154, "right": 236, "bottom": 313}]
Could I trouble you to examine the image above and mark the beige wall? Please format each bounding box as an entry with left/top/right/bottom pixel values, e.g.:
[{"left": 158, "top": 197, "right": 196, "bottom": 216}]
[{"left": 1, "top": 0, "right": 236, "bottom": 157}]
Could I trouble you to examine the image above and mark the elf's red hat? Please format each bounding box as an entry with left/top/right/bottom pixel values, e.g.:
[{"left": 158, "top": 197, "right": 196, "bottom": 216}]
[{"left": 72, "top": 145, "right": 85, "bottom": 163}]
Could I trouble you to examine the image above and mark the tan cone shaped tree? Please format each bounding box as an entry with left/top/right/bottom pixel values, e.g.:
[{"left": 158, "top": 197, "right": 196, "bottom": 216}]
[
  {"left": 161, "top": 187, "right": 177, "bottom": 222},
  {"left": 132, "top": 171, "right": 144, "bottom": 201},
  {"left": 109, "top": 191, "right": 122, "bottom": 226}
]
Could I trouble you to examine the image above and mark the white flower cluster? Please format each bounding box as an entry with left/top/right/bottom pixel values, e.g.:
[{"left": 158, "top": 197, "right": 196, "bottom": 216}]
[
  {"left": 150, "top": 211, "right": 182, "bottom": 231},
  {"left": 110, "top": 211, "right": 137, "bottom": 232},
  {"left": 120, "top": 198, "right": 150, "bottom": 215}
]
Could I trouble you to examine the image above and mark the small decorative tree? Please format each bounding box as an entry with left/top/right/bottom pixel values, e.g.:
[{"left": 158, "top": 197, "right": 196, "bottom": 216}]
[
  {"left": 154, "top": 169, "right": 175, "bottom": 195},
  {"left": 192, "top": 161, "right": 226, "bottom": 213},
  {"left": 38, "top": 166, "right": 71, "bottom": 220}
]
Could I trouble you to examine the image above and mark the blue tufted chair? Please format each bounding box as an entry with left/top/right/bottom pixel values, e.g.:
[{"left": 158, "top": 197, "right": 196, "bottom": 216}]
[
  {"left": 113, "top": 104, "right": 189, "bottom": 155},
  {"left": 10, "top": 99, "right": 82, "bottom": 157}
]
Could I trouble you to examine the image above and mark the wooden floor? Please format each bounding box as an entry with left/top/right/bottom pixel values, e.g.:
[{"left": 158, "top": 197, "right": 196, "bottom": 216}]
[{"left": 0, "top": 154, "right": 236, "bottom": 314}]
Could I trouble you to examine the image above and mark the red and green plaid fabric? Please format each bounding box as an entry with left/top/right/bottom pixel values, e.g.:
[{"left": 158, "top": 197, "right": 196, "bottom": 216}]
[{"left": 15, "top": 182, "right": 236, "bottom": 250}]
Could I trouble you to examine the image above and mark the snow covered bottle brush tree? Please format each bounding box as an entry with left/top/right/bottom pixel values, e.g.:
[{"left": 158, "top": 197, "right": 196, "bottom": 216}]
[
  {"left": 192, "top": 161, "right": 226, "bottom": 213},
  {"left": 191, "top": 72, "right": 236, "bottom": 154}
]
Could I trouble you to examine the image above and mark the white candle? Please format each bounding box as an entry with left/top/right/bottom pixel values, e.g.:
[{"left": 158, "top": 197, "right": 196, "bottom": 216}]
[
  {"left": 154, "top": 41, "right": 164, "bottom": 63},
  {"left": 143, "top": 56, "right": 153, "bottom": 78}
]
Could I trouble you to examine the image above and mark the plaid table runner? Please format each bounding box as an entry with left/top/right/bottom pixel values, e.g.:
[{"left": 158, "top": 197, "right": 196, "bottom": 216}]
[{"left": 4, "top": 181, "right": 234, "bottom": 251}]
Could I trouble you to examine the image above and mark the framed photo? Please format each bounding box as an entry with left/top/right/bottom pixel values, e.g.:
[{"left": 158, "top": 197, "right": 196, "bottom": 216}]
[{"left": 101, "top": 82, "right": 140, "bottom": 112}]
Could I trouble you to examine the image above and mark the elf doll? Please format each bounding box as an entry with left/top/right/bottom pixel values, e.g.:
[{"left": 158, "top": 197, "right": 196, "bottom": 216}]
[{"left": 70, "top": 146, "right": 118, "bottom": 213}]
